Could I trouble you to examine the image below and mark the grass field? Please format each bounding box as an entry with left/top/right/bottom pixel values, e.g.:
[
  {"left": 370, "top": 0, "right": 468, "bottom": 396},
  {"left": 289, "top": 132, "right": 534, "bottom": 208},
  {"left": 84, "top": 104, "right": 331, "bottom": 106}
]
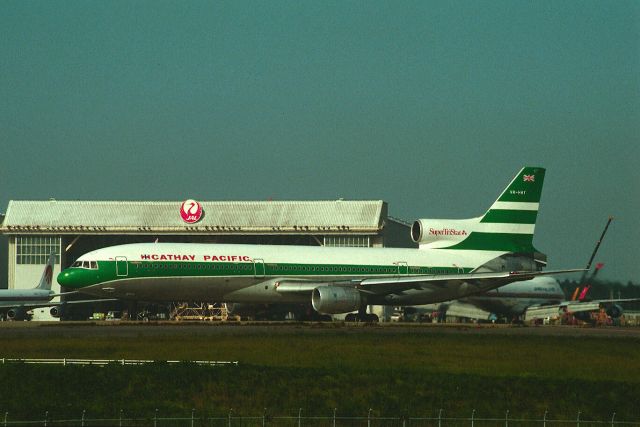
[{"left": 1, "top": 323, "right": 639, "bottom": 421}]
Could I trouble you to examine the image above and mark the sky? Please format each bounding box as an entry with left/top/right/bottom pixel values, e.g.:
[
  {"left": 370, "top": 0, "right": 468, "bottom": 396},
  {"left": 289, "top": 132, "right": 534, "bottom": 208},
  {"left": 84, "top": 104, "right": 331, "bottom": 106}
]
[{"left": 1, "top": 1, "right": 638, "bottom": 283}]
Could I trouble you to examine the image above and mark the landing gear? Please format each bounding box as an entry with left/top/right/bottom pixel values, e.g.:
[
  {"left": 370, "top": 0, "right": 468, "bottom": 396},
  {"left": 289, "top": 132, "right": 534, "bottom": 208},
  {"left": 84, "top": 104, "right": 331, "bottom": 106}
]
[
  {"left": 344, "top": 309, "right": 379, "bottom": 323},
  {"left": 363, "top": 313, "right": 379, "bottom": 322}
]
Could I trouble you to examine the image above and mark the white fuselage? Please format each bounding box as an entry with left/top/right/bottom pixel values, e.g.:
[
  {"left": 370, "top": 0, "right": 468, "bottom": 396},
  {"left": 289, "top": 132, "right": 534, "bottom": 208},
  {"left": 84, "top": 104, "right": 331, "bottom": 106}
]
[
  {"left": 462, "top": 276, "right": 565, "bottom": 316},
  {"left": 0, "top": 289, "right": 55, "bottom": 310},
  {"left": 64, "top": 242, "right": 513, "bottom": 305}
]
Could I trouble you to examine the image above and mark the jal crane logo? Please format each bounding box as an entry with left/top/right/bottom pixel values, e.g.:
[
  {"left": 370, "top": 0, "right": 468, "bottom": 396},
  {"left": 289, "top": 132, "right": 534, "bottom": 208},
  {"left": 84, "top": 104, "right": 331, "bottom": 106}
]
[
  {"left": 180, "top": 199, "right": 203, "bottom": 224},
  {"left": 44, "top": 264, "right": 53, "bottom": 286}
]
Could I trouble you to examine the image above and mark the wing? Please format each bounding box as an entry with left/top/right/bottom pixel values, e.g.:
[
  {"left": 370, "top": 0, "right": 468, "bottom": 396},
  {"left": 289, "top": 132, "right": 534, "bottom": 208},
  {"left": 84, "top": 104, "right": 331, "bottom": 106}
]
[
  {"left": 524, "top": 297, "right": 640, "bottom": 321},
  {"left": 275, "top": 269, "right": 584, "bottom": 301},
  {"left": 0, "top": 298, "right": 119, "bottom": 312},
  {"left": 357, "top": 269, "right": 582, "bottom": 295},
  {"left": 562, "top": 297, "right": 640, "bottom": 314}
]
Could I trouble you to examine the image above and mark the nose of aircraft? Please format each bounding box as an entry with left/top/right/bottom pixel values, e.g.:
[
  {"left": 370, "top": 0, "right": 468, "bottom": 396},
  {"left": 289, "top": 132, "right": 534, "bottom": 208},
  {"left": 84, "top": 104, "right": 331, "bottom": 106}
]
[{"left": 57, "top": 269, "right": 76, "bottom": 287}]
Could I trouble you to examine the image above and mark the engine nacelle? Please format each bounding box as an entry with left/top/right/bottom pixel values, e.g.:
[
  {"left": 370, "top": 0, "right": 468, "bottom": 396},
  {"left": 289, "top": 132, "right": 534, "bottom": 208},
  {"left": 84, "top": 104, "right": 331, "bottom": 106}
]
[
  {"left": 411, "top": 218, "right": 477, "bottom": 246},
  {"left": 312, "top": 286, "right": 361, "bottom": 314},
  {"left": 7, "top": 307, "right": 26, "bottom": 321},
  {"left": 606, "top": 304, "right": 623, "bottom": 319},
  {"left": 50, "top": 306, "right": 64, "bottom": 318}
]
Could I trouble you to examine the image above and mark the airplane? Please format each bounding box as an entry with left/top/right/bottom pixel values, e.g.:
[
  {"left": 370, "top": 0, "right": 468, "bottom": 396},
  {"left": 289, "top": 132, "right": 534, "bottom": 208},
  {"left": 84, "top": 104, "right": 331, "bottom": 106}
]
[
  {"left": 57, "top": 166, "right": 582, "bottom": 322},
  {"left": 0, "top": 253, "right": 117, "bottom": 321},
  {"left": 406, "top": 276, "right": 568, "bottom": 322},
  {"left": 0, "top": 253, "right": 59, "bottom": 320},
  {"left": 406, "top": 218, "right": 638, "bottom": 324}
]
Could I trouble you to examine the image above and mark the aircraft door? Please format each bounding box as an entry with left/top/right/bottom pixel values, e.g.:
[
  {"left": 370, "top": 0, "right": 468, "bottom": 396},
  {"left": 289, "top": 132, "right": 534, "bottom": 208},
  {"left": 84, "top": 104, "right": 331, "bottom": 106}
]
[
  {"left": 397, "top": 262, "right": 408, "bottom": 276},
  {"left": 254, "top": 259, "right": 265, "bottom": 278},
  {"left": 116, "top": 256, "right": 128, "bottom": 277}
]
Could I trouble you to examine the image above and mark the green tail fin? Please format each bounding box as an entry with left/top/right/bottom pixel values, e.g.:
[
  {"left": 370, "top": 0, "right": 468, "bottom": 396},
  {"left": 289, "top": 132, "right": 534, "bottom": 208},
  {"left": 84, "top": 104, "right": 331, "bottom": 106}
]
[{"left": 444, "top": 167, "right": 545, "bottom": 253}]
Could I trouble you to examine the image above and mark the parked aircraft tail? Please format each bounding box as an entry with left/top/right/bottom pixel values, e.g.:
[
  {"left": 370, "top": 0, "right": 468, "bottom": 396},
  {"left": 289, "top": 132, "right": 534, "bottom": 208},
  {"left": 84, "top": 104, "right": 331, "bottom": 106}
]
[
  {"left": 577, "top": 285, "right": 591, "bottom": 301},
  {"left": 35, "top": 253, "right": 56, "bottom": 290},
  {"left": 411, "top": 166, "right": 545, "bottom": 254}
]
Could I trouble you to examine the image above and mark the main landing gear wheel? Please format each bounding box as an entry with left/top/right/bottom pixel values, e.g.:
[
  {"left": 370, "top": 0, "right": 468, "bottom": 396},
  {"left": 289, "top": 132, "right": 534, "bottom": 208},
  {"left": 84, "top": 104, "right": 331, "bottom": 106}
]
[
  {"left": 344, "top": 313, "right": 379, "bottom": 323},
  {"left": 362, "top": 313, "right": 379, "bottom": 323}
]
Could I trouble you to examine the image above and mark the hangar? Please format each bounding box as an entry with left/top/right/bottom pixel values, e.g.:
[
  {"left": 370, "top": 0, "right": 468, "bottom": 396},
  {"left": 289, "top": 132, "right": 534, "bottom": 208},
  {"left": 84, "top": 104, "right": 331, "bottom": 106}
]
[{"left": 0, "top": 199, "right": 414, "bottom": 319}]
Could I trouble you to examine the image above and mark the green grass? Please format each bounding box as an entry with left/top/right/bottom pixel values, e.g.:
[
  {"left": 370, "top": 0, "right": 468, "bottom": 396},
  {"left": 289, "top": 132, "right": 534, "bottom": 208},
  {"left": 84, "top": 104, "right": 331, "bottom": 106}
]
[
  {"left": 1, "top": 324, "right": 639, "bottom": 421},
  {"left": 3, "top": 326, "right": 639, "bottom": 382}
]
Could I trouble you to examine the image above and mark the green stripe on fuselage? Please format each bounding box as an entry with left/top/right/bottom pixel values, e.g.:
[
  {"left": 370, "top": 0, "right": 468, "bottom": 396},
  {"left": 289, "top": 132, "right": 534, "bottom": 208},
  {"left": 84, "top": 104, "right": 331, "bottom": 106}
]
[{"left": 61, "top": 261, "right": 473, "bottom": 289}]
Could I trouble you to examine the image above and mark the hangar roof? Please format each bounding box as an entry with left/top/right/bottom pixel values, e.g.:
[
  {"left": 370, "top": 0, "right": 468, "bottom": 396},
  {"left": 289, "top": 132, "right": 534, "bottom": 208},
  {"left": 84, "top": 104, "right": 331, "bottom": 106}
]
[{"left": 0, "top": 200, "right": 388, "bottom": 235}]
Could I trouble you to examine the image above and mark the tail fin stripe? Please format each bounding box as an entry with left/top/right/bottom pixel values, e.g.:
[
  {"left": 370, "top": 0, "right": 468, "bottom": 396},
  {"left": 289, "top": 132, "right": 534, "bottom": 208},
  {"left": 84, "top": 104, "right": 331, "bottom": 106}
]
[
  {"left": 490, "top": 202, "right": 539, "bottom": 211},
  {"left": 443, "top": 232, "right": 535, "bottom": 252},
  {"left": 430, "top": 166, "right": 544, "bottom": 254},
  {"left": 481, "top": 209, "right": 538, "bottom": 224},
  {"left": 474, "top": 223, "right": 535, "bottom": 234}
]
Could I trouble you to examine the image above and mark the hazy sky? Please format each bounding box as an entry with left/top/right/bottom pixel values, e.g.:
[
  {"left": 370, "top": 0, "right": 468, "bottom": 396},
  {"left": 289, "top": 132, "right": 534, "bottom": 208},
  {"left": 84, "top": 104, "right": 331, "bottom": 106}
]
[{"left": 1, "top": 1, "right": 638, "bottom": 282}]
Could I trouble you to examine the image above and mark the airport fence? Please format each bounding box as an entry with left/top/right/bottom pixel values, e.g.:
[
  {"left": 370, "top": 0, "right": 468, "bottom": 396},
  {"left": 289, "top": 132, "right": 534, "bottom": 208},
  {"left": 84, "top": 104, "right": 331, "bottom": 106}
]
[
  {"left": 0, "top": 358, "right": 239, "bottom": 367},
  {"left": 1, "top": 410, "right": 638, "bottom": 427}
]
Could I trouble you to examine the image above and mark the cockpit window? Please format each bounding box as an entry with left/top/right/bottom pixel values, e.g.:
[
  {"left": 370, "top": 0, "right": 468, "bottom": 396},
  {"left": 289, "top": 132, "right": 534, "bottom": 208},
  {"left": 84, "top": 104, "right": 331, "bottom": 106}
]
[{"left": 72, "top": 260, "right": 98, "bottom": 269}]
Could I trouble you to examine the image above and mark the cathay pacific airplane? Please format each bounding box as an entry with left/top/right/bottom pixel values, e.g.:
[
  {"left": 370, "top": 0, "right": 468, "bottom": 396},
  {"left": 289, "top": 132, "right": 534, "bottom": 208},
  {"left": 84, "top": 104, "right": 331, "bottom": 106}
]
[{"left": 57, "top": 166, "right": 581, "bottom": 321}]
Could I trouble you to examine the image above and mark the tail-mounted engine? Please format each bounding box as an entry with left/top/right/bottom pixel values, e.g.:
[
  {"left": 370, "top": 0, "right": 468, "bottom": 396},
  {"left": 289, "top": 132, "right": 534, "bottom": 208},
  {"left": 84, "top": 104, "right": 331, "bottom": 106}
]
[{"left": 411, "top": 218, "right": 477, "bottom": 247}]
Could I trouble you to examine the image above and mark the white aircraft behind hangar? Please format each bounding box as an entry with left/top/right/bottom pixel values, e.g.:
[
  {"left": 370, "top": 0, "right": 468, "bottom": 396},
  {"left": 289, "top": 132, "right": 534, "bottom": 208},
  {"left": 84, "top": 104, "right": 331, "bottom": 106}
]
[{"left": 57, "top": 166, "right": 582, "bottom": 321}]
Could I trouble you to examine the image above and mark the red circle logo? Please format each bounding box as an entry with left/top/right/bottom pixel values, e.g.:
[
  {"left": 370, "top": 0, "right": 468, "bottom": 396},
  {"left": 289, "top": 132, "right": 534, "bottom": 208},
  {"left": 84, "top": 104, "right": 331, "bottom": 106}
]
[{"left": 180, "top": 200, "right": 203, "bottom": 224}]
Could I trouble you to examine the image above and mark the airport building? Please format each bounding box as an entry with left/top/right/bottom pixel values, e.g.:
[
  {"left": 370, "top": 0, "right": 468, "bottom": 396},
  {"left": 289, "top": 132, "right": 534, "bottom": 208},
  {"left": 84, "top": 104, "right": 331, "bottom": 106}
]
[{"left": 0, "top": 199, "right": 415, "bottom": 318}]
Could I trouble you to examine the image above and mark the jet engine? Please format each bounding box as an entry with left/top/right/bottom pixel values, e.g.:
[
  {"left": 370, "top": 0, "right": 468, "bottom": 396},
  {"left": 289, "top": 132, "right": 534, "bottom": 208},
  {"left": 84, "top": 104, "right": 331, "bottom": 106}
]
[
  {"left": 312, "top": 286, "right": 361, "bottom": 314},
  {"left": 7, "top": 307, "right": 27, "bottom": 321},
  {"left": 50, "top": 306, "right": 64, "bottom": 318},
  {"left": 606, "top": 304, "right": 623, "bottom": 319}
]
